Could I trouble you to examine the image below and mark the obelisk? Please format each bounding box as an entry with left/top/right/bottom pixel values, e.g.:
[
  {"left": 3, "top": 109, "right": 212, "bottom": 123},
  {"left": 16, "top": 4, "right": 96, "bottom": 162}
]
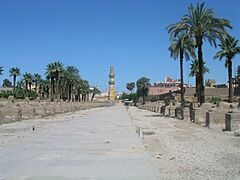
[{"left": 108, "top": 65, "right": 115, "bottom": 101}]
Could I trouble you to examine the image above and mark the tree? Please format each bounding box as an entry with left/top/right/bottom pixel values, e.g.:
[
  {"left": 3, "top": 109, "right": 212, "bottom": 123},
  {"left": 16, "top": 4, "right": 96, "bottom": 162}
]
[
  {"left": 46, "top": 61, "right": 64, "bottom": 101},
  {"left": 126, "top": 82, "right": 135, "bottom": 93},
  {"left": 136, "top": 77, "right": 151, "bottom": 104},
  {"left": 0, "top": 66, "right": 3, "bottom": 75},
  {"left": 9, "top": 67, "right": 21, "bottom": 93},
  {"left": 189, "top": 59, "right": 209, "bottom": 102},
  {"left": 39, "top": 80, "right": 50, "bottom": 99},
  {"left": 23, "top": 73, "right": 32, "bottom": 91},
  {"left": 237, "top": 66, "right": 240, "bottom": 87},
  {"left": 62, "top": 66, "right": 80, "bottom": 101},
  {"left": 90, "top": 87, "right": 101, "bottom": 101},
  {"left": 2, "top": 79, "right": 12, "bottom": 87},
  {"left": 214, "top": 35, "right": 240, "bottom": 102},
  {"left": 80, "top": 80, "right": 90, "bottom": 102},
  {"left": 168, "top": 32, "right": 196, "bottom": 104},
  {"left": 167, "top": 2, "right": 231, "bottom": 104},
  {"left": 33, "top": 73, "right": 42, "bottom": 95}
]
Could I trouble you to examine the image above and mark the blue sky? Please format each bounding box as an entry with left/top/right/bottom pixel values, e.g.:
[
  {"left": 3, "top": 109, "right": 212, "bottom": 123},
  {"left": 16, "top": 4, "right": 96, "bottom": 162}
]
[{"left": 0, "top": 0, "right": 239, "bottom": 92}]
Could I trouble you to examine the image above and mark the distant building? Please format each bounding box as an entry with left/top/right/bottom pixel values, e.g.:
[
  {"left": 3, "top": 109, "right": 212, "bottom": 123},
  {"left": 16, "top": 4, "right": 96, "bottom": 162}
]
[
  {"left": 205, "top": 79, "right": 216, "bottom": 88},
  {"left": 148, "top": 77, "right": 181, "bottom": 96}
]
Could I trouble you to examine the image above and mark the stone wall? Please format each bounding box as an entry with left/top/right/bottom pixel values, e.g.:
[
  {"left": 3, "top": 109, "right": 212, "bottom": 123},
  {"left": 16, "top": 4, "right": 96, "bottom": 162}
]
[{"left": 185, "top": 87, "right": 229, "bottom": 98}]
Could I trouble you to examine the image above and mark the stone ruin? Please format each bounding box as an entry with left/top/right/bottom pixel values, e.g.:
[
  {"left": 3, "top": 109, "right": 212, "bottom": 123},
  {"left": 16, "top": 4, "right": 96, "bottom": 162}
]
[
  {"left": 0, "top": 97, "right": 111, "bottom": 125},
  {"left": 137, "top": 97, "right": 240, "bottom": 136}
]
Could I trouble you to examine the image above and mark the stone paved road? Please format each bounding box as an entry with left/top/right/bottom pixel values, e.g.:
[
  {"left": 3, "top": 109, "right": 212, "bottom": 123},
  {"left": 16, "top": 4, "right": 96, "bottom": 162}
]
[{"left": 0, "top": 105, "right": 160, "bottom": 180}]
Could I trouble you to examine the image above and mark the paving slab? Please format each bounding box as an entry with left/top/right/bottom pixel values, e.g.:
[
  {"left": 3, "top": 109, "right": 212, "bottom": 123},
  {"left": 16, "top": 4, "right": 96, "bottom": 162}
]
[{"left": 0, "top": 105, "right": 160, "bottom": 180}]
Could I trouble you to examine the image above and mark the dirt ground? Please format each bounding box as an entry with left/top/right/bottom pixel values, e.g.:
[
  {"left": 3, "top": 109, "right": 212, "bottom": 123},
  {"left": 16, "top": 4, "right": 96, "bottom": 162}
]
[{"left": 127, "top": 106, "right": 240, "bottom": 180}]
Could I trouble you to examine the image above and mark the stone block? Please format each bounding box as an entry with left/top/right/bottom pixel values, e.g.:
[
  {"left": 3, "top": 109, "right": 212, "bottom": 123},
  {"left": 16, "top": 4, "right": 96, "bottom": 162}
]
[
  {"left": 183, "top": 108, "right": 191, "bottom": 121},
  {"left": 160, "top": 106, "right": 166, "bottom": 115},
  {"left": 225, "top": 112, "right": 240, "bottom": 131},
  {"left": 168, "top": 107, "right": 175, "bottom": 117},
  {"left": 205, "top": 109, "right": 229, "bottom": 127},
  {"left": 193, "top": 108, "right": 208, "bottom": 124},
  {"left": 175, "top": 106, "right": 183, "bottom": 119}
]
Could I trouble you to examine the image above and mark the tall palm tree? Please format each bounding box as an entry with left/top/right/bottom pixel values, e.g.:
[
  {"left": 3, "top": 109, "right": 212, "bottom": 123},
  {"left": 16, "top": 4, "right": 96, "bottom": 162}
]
[
  {"left": 136, "top": 77, "right": 151, "bottom": 104},
  {"left": 214, "top": 35, "right": 240, "bottom": 102},
  {"left": 33, "top": 73, "right": 42, "bottom": 95},
  {"left": 46, "top": 61, "right": 64, "bottom": 101},
  {"left": 46, "top": 63, "right": 55, "bottom": 101},
  {"left": 53, "top": 61, "right": 64, "bottom": 100},
  {"left": 80, "top": 80, "right": 90, "bottom": 102},
  {"left": 9, "top": 67, "right": 21, "bottom": 93},
  {"left": 167, "top": 3, "right": 231, "bottom": 104},
  {"left": 189, "top": 59, "right": 209, "bottom": 102},
  {"left": 168, "top": 32, "right": 196, "bottom": 105},
  {"left": 0, "top": 66, "right": 3, "bottom": 75},
  {"left": 23, "top": 73, "right": 33, "bottom": 96},
  {"left": 39, "top": 80, "right": 50, "bottom": 99},
  {"left": 63, "top": 66, "right": 80, "bottom": 101}
]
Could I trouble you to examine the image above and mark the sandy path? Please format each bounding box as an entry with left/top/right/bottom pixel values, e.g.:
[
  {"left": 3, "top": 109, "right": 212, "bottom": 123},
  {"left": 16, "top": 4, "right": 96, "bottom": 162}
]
[
  {"left": 0, "top": 105, "right": 160, "bottom": 180},
  {"left": 127, "top": 106, "right": 240, "bottom": 180}
]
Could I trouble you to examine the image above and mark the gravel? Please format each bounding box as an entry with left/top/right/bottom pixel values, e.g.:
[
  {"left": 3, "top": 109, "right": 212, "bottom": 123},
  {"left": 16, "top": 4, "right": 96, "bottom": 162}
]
[{"left": 127, "top": 106, "right": 240, "bottom": 180}]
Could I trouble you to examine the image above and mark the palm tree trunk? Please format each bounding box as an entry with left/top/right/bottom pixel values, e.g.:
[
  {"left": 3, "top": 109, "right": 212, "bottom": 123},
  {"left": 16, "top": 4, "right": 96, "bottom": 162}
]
[
  {"left": 13, "top": 75, "right": 16, "bottom": 93},
  {"left": 35, "top": 81, "right": 38, "bottom": 93},
  {"left": 25, "top": 81, "right": 28, "bottom": 96},
  {"left": 91, "top": 93, "right": 95, "bottom": 101},
  {"left": 196, "top": 74, "right": 200, "bottom": 102},
  {"left": 180, "top": 49, "right": 184, "bottom": 105},
  {"left": 228, "top": 59, "right": 233, "bottom": 102},
  {"left": 142, "top": 95, "right": 145, "bottom": 105},
  {"left": 197, "top": 36, "right": 205, "bottom": 105},
  {"left": 50, "top": 77, "right": 54, "bottom": 101},
  {"left": 29, "top": 83, "right": 32, "bottom": 91},
  {"left": 56, "top": 73, "right": 59, "bottom": 100}
]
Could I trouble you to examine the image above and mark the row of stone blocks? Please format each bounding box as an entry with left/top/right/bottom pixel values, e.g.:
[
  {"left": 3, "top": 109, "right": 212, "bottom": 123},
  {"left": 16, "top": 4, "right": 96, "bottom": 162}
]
[
  {"left": 138, "top": 103, "right": 240, "bottom": 132},
  {"left": 0, "top": 101, "right": 111, "bottom": 125}
]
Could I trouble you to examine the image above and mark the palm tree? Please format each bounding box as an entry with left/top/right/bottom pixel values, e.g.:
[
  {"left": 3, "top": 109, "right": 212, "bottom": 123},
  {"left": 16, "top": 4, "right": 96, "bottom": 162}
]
[
  {"left": 214, "top": 35, "right": 240, "bottom": 102},
  {"left": 39, "top": 80, "right": 50, "bottom": 99},
  {"left": 63, "top": 66, "right": 80, "bottom": 101},
  {"left": 237, "top": 66, "right": 240, "bottom": 87},
  {"left": 9, "top": 67, "right": 21, "bottom": 93},
  {"left": 167, "top": 3, "right": 231, "bottom": 104},
  {"left": 80, "top": 80, "right": 90, "bottom": 102},
  {"left": 23, "top": 73, "right": 33, "bottom": 96},
  {"left": 33, "top": 73, "right": 42, "bottom": 95},
  {"left": 126, "top": 82, "right": 135, "bottom": 93},
  {"left": 46, "top": 61, "right": 64, "bottom": 101},
  {"left": 53, "top": 61, "right": 64, "bottom": 100},
  {"left": 168, "top": 32, "right": 196, "bottom": 104},
  {"left": 136, "top": 77, "right": 151, "bottom": 104},
  {"left": 189, "top": 59, "right": 209, "bottom": 102},
  {"left": 0, "top": 66, "right": 3, "bottom": 75},
  {"left": 90, "top": 87, "right": 101, "bottom": 101}
]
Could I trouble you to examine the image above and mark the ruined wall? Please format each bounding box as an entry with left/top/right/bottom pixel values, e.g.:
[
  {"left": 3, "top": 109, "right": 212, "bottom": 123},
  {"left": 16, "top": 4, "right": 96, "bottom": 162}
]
[
  {"left": 0, "top": 101, "right": 112, "bottom": 125},
  {"left": 185, "top": 87, "right": 229, "bottom": 98}
]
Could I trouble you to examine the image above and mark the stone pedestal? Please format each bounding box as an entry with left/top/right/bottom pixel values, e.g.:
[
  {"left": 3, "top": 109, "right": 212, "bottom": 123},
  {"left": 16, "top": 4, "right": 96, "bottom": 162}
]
[
  {"left": 175, "top": 106, "right": 183, "bottom": 119},
  {"left": 168, "top": 106, "right": 175, "bottom": 117},
  {"left": 225, "top": 112, "right": 240, "bottom": 131}
]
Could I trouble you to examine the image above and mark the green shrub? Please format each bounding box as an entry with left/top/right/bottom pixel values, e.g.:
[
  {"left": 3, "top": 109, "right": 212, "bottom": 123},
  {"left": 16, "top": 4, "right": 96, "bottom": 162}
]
[
  {"left": 0, "top": 88, "right": 38, "bottom": 100},
  {"left": 209, "top": 96, "right": 221, "bottom": 105}
]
